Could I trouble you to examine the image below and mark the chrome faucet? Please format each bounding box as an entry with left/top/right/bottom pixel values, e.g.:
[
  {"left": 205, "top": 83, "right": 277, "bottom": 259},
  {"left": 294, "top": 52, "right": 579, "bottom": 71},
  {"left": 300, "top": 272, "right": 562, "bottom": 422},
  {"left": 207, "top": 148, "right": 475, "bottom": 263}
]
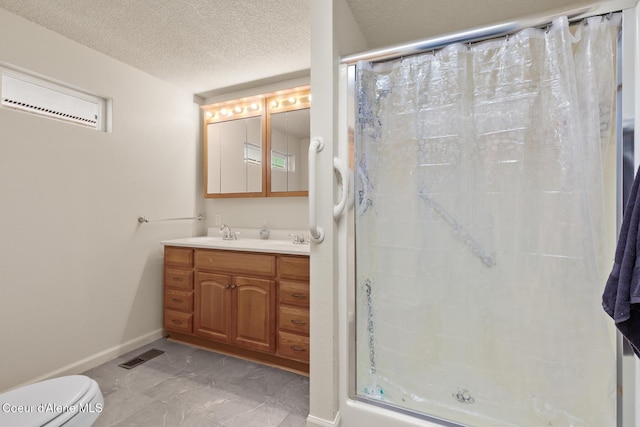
[
  {"left": 220, "top": 224, "right": 237, "bottom": 240},
  {"left": 289, "top": 233, "right": 307, "bottom": 244}
]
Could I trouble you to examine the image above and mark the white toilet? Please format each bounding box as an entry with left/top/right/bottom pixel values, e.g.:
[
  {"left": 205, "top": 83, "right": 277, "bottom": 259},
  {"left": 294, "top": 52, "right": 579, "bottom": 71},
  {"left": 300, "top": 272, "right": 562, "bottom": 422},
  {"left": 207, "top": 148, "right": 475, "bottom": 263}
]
[{"left": 0, "top": 375, "right": 103, "bottom": 426}]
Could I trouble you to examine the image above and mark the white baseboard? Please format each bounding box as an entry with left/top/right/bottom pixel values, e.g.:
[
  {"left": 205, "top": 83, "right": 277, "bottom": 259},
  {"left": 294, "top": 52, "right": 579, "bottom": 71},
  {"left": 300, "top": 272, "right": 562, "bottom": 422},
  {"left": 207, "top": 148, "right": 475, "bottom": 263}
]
[
  {"left": 306, "top": 411, "right": 342, "bottom": 427},
  {"left": 9, "top": 329, "right": 165, "bottom": 391}
]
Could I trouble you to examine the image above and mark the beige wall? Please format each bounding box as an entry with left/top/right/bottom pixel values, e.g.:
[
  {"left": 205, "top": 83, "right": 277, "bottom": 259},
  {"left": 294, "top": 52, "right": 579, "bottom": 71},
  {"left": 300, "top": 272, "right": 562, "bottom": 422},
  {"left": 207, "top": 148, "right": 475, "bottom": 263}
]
[
  {"left": 204, "top": 197, "right": 308, "bottom": 231},
  {"left": 0, "top": 9, "right": 199, "bottom": 391}
]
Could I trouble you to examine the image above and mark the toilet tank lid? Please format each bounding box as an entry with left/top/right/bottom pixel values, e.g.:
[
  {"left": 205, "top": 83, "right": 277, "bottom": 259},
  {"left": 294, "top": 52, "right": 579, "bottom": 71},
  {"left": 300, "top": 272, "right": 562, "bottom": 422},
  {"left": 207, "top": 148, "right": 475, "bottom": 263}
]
[{"left": 0, "top": 375, "right": 98, "bottom": 425}]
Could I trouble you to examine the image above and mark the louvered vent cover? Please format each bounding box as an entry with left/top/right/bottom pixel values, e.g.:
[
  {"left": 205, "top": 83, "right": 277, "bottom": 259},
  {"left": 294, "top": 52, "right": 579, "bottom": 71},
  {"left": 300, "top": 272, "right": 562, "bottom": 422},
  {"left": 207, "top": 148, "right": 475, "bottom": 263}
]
[
  {"left": 118, "top": 348, "right": 165, "bottom": 369},
  {"left": 1, "top": 70, "right": 104, "bottom": 129}
]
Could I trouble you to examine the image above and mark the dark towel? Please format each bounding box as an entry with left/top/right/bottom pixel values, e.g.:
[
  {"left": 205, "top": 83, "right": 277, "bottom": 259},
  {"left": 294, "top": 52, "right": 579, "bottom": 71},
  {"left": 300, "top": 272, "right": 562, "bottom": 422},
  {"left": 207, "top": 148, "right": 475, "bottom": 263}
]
[{"left": 603, "top": 167, "right": 640, "bottom": 357}]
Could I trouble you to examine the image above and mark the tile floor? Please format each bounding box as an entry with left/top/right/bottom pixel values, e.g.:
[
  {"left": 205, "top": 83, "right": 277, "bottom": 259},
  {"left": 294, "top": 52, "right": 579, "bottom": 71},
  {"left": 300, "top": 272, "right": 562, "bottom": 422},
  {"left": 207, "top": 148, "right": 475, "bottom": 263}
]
[{"left": 82, "top": 338, "right": 309, "bottom": 427}]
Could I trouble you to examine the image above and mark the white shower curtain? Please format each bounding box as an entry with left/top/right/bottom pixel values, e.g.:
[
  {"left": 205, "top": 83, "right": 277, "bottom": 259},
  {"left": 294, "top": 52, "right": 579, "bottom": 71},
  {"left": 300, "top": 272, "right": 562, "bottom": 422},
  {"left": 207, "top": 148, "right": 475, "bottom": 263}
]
[{"left": 355, "top": 14, "right": 620, "bottom": 426}]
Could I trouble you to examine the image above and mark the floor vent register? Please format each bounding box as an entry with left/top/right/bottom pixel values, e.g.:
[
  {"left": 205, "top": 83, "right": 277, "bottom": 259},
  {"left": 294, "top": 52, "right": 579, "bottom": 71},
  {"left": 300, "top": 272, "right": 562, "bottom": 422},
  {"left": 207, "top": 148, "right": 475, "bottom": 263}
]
[{"left": 118, "top": 349, "right": 165, "bottom": 369}]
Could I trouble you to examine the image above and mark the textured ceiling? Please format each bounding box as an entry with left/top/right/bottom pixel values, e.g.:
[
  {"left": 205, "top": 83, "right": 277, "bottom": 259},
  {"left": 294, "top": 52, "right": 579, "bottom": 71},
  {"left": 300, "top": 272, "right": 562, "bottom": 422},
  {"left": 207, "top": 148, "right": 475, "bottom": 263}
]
[
  {"left": 0, "top": 0, "right": 311, "bottom": 96},
  {"left": 0, "top": 0, "right": 623, "bottom": 97}
]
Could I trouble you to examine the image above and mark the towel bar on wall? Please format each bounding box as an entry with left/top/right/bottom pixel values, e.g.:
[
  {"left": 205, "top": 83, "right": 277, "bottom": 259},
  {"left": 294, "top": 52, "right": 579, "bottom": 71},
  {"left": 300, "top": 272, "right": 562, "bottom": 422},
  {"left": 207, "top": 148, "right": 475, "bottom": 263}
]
[{"left": 137, "top": 215, "right": 206, "bottom": 224}]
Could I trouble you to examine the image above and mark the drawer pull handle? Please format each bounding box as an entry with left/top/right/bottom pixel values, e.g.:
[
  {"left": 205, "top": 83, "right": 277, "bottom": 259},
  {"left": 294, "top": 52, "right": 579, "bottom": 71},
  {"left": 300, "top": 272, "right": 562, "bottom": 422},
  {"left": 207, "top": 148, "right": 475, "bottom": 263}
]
[
  {"left": 291, "top": 294, "right": 307, "bottom": 299},
  {"left": 290, "top": 345, "right": 306, "bottom": 352},
  {"left": 291, "top": 320, "right": 307, "bottom": 325},
  {"left": 172, "top": 277, "right": 183, "bottom": 282},
  {"left": 225, "top": 284, "right": 231, "bottom": 289},
  {"left": 172, "top": 320, "right": 182, "bottom": 325},
  {"left": 231, "top": 284, "right": 236, "bottom": 289},
  {"left": 171, "top": 298, "right": 183, "bottom": 303}
]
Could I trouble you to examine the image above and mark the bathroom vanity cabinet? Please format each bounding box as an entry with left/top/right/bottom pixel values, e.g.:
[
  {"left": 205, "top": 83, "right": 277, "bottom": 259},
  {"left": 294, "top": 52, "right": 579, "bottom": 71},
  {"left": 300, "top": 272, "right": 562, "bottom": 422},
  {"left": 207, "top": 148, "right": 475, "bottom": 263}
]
[{"left": 163, "top": 246, "right": 310, "bottom": 374}]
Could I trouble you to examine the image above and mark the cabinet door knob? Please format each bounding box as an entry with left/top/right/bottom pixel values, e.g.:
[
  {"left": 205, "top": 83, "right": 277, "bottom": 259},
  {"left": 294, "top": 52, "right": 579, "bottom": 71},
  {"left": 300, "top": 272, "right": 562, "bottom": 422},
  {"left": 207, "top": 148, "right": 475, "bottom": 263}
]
[{"left": 225, "top": 284, "right": 231, "bottom": 289}]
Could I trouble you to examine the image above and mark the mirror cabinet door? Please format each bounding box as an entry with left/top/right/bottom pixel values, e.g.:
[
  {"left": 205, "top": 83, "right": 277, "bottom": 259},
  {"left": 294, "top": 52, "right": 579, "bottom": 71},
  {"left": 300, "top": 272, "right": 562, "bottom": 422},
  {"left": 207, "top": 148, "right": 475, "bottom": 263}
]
[
  {"left": 269, "top": 108, "right": 310, "bottom": 194},
  {"left": 206, "top": 115, "right": 263, "bottom": 196}
]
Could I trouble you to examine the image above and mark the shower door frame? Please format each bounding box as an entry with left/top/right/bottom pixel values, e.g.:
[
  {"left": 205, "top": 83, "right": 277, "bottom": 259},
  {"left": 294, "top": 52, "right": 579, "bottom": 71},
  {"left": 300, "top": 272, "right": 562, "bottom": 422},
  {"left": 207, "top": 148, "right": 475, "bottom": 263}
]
[{"left": 340, "top": 2, "right": 638, "bottom": 426}]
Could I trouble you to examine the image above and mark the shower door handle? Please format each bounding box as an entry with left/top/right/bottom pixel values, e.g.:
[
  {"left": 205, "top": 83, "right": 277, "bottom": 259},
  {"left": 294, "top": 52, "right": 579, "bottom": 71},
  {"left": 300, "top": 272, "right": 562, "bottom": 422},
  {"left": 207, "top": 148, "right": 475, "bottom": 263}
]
[
  {"left": 333, "top": 157, "right": 348, "bottom": 219},
  {"left": 309, "top": 136, "right": 325, "bottom": 242}
]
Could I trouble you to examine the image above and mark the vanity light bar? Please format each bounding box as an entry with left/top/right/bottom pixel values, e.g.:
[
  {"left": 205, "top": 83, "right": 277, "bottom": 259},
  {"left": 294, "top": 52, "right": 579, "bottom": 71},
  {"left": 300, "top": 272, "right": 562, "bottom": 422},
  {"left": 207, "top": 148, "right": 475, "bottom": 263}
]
[
  {"left": 267, "top": 88, "right": 311, "bottom": 113},
  {"left": 202, "top": 86, "right": 311, "bottom": 123},
  {"left": 203, "top": 95, "right": 264, "bottom": 122}
]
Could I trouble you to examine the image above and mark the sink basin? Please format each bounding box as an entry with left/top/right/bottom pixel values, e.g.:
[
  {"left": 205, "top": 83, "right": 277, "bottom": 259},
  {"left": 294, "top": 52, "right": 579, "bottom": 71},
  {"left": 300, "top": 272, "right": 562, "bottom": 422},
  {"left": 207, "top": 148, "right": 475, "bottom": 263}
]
[
  {"left": 161, "top": 236, "right": 310, "bottom": 255},
  {"left": 258, "top": 241, "right": 309, "bottom": 250},
  {"left": 198, "top": 237, "right": 249, "bottom": 246}
]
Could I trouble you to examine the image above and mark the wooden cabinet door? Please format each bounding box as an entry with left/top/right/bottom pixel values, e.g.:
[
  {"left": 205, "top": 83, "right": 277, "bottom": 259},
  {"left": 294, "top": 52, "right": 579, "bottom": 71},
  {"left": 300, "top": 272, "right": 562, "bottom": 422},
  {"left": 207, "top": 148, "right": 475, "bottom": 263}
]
[
  {"left": 233, "top": 276, "right": 275, "bottom": 353},
  {"left": 195, "top": 272, "right": 232, "bottom": 343}
]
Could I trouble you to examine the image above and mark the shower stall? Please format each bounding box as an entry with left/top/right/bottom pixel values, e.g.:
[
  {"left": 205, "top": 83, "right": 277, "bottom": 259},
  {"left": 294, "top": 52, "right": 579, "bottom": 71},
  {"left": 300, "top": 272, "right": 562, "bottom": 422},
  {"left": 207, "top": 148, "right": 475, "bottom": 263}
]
[{"left": 332, "top": 2, "right": 638, "bottom": 426}]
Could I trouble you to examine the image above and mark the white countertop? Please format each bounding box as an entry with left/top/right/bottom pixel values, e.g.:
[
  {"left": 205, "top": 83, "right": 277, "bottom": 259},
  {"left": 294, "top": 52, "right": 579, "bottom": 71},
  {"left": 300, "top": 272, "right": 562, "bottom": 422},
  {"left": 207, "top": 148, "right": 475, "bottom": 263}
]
[{"left": 161, "top": 236, "right": 310, "bottom": 256}]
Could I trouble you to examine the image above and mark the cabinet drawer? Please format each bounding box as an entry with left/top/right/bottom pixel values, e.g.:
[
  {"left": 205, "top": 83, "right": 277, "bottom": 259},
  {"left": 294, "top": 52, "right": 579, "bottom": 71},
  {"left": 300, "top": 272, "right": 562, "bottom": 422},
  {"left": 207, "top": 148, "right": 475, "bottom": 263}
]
[
  {"left": 279, "top": 280, "right": 309, "bottom": 307},
  {"left": 165, "top": 246, "right": 194, "bottom": 268},
  {"left": 164, "top": 310, "right": 193, "bottom": 333},
  {"left": 279, "top": 305, "right": 309, "bottom": 335},
  {"left": 164, "top": 289, "right": 193, "bottom": 312},
  {"left": 278, "top": 256, "right": 309, "bottom": 280},
  {"left": 196, "top": 250, "right": 276, "bottom": 277},
  {"left": 278, "top": 331, "right": 309, "bottom": 363},
  {"left": 165, "top": 268, "right": 193, "bottom": 290}
]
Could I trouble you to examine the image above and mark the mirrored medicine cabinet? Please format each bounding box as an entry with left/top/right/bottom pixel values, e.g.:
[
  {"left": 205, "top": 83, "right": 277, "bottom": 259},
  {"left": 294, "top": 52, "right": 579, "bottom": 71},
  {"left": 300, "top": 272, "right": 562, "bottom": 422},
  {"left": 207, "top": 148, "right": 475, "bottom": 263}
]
[{"left": 203, "top": 86, "right": 310, "bottom": 198}]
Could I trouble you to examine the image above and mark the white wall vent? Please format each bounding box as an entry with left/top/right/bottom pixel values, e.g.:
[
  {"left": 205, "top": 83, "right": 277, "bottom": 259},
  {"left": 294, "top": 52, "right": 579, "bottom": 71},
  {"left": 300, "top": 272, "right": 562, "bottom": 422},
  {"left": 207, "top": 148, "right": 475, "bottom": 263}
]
[{"left": 1, "top": 67, "right": 108, "bottom": 131}]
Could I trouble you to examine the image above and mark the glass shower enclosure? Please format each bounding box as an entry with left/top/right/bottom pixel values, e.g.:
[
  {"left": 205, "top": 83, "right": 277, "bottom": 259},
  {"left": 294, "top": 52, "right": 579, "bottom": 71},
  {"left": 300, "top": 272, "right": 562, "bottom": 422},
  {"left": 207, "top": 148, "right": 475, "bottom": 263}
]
[{"left": 345, "top": 7, "right": 635, "bottom": 427}]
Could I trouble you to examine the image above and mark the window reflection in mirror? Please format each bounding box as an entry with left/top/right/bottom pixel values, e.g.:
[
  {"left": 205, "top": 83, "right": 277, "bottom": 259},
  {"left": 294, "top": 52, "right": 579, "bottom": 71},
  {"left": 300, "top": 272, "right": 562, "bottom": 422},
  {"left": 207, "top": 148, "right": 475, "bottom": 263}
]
[
  {"left": 267, "top": 87, "right": 311, "bottom": 197},
  {"left": 269, "top": 108, "right": 310, "bottom": 193}
]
